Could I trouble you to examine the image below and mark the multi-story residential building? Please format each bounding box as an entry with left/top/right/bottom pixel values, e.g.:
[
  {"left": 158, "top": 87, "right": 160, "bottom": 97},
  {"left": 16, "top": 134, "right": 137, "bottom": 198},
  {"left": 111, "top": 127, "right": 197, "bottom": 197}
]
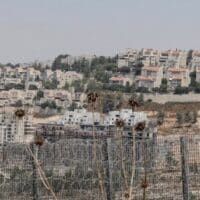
[
  {"left": 135, "top": 76, "right": 155, "bottom": 89},
  {"left": 159, "top": 51, "right": 169, "bottom": 65},
  {"left": 166, "top": 68, "right": 190, "bottom": 89},
  {"left": 59, "top": 109, "right": 147, "bottom": 127},
  {"left": 59, "top": 109, "right": 102, "bottom": 126},
  {"left": 109, "top": 76, "right": 133, "bottom": 86},
  {"left": 104, "top": 109, "right": 147, "bottom": 126},
  {"left": 135, "top": 66, "right": 163, "bottom": 89},
  {"left": 190, "top": 50, "right": 200, "bottom": 71},
  {"left": 41, "top": 69, "right": 54, "bottom": 80},
  {"left": 196, "top": 66, "right": 200, "bottom": 82},
  {"left": 53, "top": 70, "right": 83, "bottom": 88},
  {"left": 27, "top": 67, "right": 41, "bottom": 81},
  {"left": 140, "top": 48, "right": 159, "bottom": 67},
  {"left": 117, "top": 49, "right": 139, "bottom": 68},
  {"left": 166, "top": 50, "right": 187, "bottom": 68},
  {"left": 176, "top": 50, "right": 187, "bottom": 68},
  {"left": 59, "top": 71, "right": 83, "bottom": 88},
  {"left": 0, "top": 112, "right": 34, "bottom": 146},
  {"left": 4, "top": 77, "right": 22, "bottom": 85}
]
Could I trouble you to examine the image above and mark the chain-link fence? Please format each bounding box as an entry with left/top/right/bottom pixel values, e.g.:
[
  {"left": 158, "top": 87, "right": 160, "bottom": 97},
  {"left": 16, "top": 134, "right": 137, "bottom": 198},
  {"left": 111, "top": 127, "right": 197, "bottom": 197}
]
[{"left": 0, "top": 134, "right": 200, "bottom": 199}]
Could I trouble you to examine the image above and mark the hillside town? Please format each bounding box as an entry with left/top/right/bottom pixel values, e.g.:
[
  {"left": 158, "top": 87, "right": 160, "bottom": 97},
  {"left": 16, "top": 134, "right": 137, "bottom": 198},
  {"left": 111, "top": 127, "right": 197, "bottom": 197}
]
[
  {"left": 0, "top": 49, "right": 200, "bottom": 110},
  {"left": 0, "top": 49, "right": 200, "bottom": 144},
  {"left": 1, "top": 50, "right": 200, "bottom": 199}
]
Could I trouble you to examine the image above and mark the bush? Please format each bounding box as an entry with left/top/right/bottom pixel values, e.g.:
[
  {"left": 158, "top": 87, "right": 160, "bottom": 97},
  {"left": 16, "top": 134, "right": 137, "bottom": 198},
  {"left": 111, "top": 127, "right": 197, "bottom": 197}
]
[
  {"left": 5, "top": 83, "right": 25, "bottom": 90},
  {"left": 68, "top": 102, "right": 78, "bottom": 111},
  {"left": 176, "top": 111, "right": 197, "bottom": 124},
  {"left": 14, "top": 100, "right": 23, "bottom": 107},
  {"left": 176, "top": 112, "right": 184, "bottom": 124},
  {"left": 28, "top": 84, "right": 38, "bottom": 90},
  {"left": 40, "top": 101, "right": 57, "bottom": 109},
  {"left": 136, "top": 87, "right": 149, "bottom": 93},
  {"left": 71, "top": 80, "right": 84, "bottom": 92},
  {"left": 174, "top": 86, "right": 189, "bottom": 94},
  {"left": 157, "top": 111, "right": 165, "bottom": 125},
  {"left": 159, "top": 78, "right": 168, "bottom": 93},
  {"left": 43, "top": 78, "right": 59, "bottom": 89},
  {"left": 36, "top": 90, "right": 44, "bottom": 99}
]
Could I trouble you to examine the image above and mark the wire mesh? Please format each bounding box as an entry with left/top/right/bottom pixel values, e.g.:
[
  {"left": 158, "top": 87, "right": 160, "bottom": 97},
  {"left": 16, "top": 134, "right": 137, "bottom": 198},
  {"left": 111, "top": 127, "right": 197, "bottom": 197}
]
[{"left": 0, "top": 134, "right": 199, "bottom": 199}]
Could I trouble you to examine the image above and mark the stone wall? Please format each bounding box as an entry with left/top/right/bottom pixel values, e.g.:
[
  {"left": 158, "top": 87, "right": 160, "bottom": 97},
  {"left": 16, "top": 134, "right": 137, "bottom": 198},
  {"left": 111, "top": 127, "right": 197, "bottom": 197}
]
[{"left": 144, "top": 93, "right": 200, "bottom": 104}]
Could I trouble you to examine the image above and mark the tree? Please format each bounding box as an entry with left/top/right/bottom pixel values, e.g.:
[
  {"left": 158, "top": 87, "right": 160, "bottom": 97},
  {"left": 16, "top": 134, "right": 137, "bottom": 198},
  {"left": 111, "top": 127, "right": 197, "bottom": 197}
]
[
  {"left": 63, "top": 82, "right": 69, "bottom": 90},
  {"left": 104, "top": 63, "right": 117, "bottom": 72},
  {"left": 187, "top": 50, "right": 193, "bottom": 65},
  {"left": 184, "top": 111, "right": 192, "bottom": 123},
  {"left": 14, "top": 100, "right": 23, "bottom": 107},
  {"left": 68, "top": 102, "right": 78, "bottom": 111},
  {"left": 194, "top": 85, "right": 200, "bottom": 93},
  {"left": 71, "top": 80, "right": 84, "bottom": 92},
  {"left": 152, "top": 87, "right": 160, "bottom": 93},
  {"left": 176, "top": 112, "right": 184, "bottom": 124},
  {"left": 52, "top": 54, "right": 70, "bottom": 71},
  {"left": 35, "top": 75, "right": 40, "bottom": 82},
  {"left": 138, "top": 93, "right": 144, "bottom": 105},
  {"left": 157, "top": 111, "right": 165, "bottom": 125},
  {"left": 159, "top": 78, "right": 168, "bottom": 93},
  {"left": 94, "top": 70, "right": 110, "bottom": 83},
  {"left": 28, "top": 84, "right": 38, "bottom": 90},
  {"left": 43, "top": 78, "right": 59, "bottom": 89},
  {"left": 87, "top": 80, "right": 102, "bottom": 92},
  {"left": 134, "top": 63, "right": 143, "bottom": 75},
  {"left": 102, "top": 98, "right": 115, "bottom": 113},
  {"left": 40, "top": 101, "right": 57, "bottom": 109},
  {"left": 194, "top": 82, "right": 200, "bottom": 93},
  {"left": 136, "top": 86, "right": 149, "bottom": 93},
  {"left": 118, "top": 66, "right": 130, "bottom": 74},
  {"left": 174, "top": 86, "right": 189, "bottom": 94},
  {"left": 189, "top": 71, "right": 197, "bottom": 88},
  {"left": 191, "top": 111, "right": 197, "bottom": 124},
  {"left": 36, "top": 90, "right": 44, "bottom": 99},
  {"left": 4, "top": 83, "right": 25, "bottom": 90}
]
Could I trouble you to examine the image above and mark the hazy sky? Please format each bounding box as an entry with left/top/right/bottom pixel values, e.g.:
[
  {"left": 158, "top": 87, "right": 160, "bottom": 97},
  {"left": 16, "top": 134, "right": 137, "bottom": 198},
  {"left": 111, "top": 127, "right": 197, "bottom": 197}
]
[{"left": 0, "top": 0, "right": 200, "bottom": 63}]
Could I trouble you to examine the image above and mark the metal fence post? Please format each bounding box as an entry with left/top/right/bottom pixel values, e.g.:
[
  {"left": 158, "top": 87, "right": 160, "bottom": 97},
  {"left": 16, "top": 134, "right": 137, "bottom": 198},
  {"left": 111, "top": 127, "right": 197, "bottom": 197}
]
[
  {"left": 180, "top": 136, "right": 189, "bottom": 200},
  {"left": 102, "top": 138, "right": 112, "bottom": 200},
  {"left": 31, "top": 144, "right": 39, "bottom": 200}
]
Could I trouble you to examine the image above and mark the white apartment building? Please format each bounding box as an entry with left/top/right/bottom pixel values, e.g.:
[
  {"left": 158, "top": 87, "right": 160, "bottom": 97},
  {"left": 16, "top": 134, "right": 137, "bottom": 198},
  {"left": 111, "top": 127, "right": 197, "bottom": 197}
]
[
  {"left": 27, "top": 67, "right": 41, "bottom": 81},
  {"left": 109, "top": 76, "right": 133, "bottom": 86},
  {"left": 59, "top": 109, "right": 147, "bottom": 127},
  {"left": 59, "top": 109, "right": 102, "bottom": 126},
  {"left": 53, "top": 70, "right": 83, "bottom": 88},
  {"left": 159, "top": 51, "right": 169, "bottom": 65},
  {"left": 176, "top": 50, "right": 187, "bottom": 68},
  {"left": 196, "top": 66, "right": 200, "bottom": 82},
  {"left": 165, "top": 50, "right": 187, "bottom": 68},
  {"left": 117, "top": 49, "right": 139, "bottom": 68},
  {"left": 166, "top": 68, "right": 190, "bottom": 89},
  {"left": 103, "top": 109, "right": 147, "bottom": 126},
  {"left": 190, "top": 51, "right": 200, "bottom": 71},
  {"left": 0, "top": 112, "right": 34, "bottom": 146},
  {"left": 140, "top": 48, "right": 159, "bottom": 67},
  {"left": 140, "top": 66, "right": 163, "bottom": 88}
]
